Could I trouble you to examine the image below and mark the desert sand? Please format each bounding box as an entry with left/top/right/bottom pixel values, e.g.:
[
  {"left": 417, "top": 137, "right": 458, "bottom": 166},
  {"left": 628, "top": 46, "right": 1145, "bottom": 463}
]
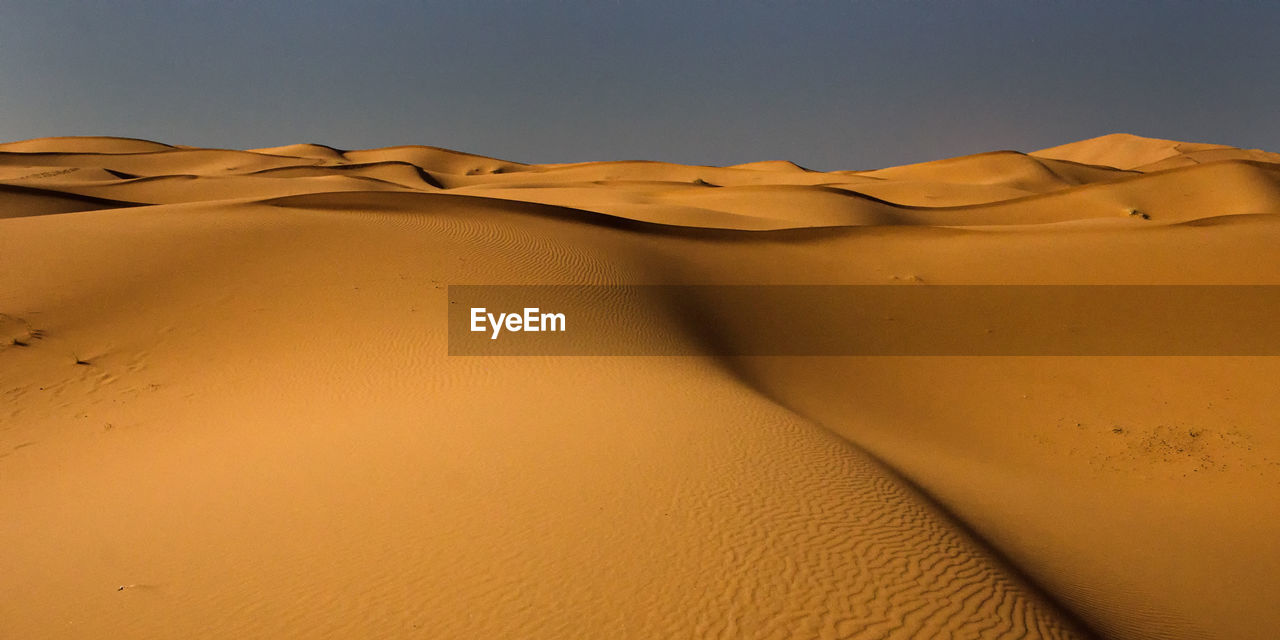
[{"left": 2, "top": 133, "right": 1279, "bottom": 639}]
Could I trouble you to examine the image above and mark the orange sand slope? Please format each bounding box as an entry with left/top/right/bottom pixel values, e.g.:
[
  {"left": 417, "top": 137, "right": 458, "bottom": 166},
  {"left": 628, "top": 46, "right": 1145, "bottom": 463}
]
[{"left": 3, "top": 134, "right": 1279, "bottom": 640}]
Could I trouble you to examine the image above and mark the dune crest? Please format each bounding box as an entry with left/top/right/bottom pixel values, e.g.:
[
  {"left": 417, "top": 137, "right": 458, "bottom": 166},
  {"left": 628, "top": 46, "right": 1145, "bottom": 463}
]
[{"left": 1031, "top": 132, "right": 1246, "bottom": 170}]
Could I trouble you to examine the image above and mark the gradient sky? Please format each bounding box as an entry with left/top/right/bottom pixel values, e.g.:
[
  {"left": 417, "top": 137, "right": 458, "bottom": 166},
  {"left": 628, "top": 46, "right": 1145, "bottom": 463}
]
[{"left": 1, "top": 1, "right": 1277, "bottom": 170}]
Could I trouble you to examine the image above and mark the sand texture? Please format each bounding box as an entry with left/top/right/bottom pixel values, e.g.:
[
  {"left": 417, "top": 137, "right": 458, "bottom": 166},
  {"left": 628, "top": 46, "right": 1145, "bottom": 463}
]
[{"left": 3, "top": 134, "right": 1279, "bottom": 639}]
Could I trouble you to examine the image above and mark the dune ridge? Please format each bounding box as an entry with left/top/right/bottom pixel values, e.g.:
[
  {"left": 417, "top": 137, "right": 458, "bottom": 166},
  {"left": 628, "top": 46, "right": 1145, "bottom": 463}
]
[
  {"left": 4, "top": 134, "right": 1277, "bottom": 228},
  {"left": 3, "top": 134, "right": 1279, "bottom": 639}
]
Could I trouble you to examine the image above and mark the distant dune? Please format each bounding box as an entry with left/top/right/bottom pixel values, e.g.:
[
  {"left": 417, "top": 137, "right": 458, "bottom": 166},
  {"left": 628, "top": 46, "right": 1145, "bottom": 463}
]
[{"left": 2, "top": 134, "right": 1279, "bottom": 639}]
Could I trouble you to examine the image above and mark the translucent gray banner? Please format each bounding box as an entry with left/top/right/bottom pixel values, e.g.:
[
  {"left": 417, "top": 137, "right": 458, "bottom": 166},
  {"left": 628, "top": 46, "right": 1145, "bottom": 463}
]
[{"left": 447, "top": 285, "right": 1280, "bottom": 356}]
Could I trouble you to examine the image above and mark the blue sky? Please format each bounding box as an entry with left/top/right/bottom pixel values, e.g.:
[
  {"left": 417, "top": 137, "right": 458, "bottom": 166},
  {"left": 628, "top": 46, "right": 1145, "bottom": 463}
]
[{"left": 1, "top": 1, "right": 1277, "bottom": 169}]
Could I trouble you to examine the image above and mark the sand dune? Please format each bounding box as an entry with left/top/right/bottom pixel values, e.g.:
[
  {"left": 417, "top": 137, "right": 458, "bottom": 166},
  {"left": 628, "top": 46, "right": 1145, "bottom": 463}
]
[
  {"left": 1032, "top": 133, "right": 1280, "bottom": 172},
  {"left": 858, "top": 150, "right": 1132, "bottom": 191},
  {"left": 3, "top": 134, "right": 1279, "bottom": 639},
  {"left": 0, "top": 183, "right": 139, "bottom": 218},
  {"left": 343, "top": 145, "right": 527, "bottom": 177},
  {"left": 0, "top": 135, "right": 176, "bottom": 154}
]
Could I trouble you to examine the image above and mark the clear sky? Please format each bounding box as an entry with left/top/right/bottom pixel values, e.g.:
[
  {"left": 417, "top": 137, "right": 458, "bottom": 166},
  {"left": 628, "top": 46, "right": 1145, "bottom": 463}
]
[{"left": 1, "top": 1, "right": 1277, "bottom": 170}]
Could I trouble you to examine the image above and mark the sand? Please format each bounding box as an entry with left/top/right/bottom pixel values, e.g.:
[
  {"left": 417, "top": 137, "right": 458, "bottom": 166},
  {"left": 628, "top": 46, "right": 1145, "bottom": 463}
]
[{"left": 2, "top": 133, "right": 1278, "bottom": 639}]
